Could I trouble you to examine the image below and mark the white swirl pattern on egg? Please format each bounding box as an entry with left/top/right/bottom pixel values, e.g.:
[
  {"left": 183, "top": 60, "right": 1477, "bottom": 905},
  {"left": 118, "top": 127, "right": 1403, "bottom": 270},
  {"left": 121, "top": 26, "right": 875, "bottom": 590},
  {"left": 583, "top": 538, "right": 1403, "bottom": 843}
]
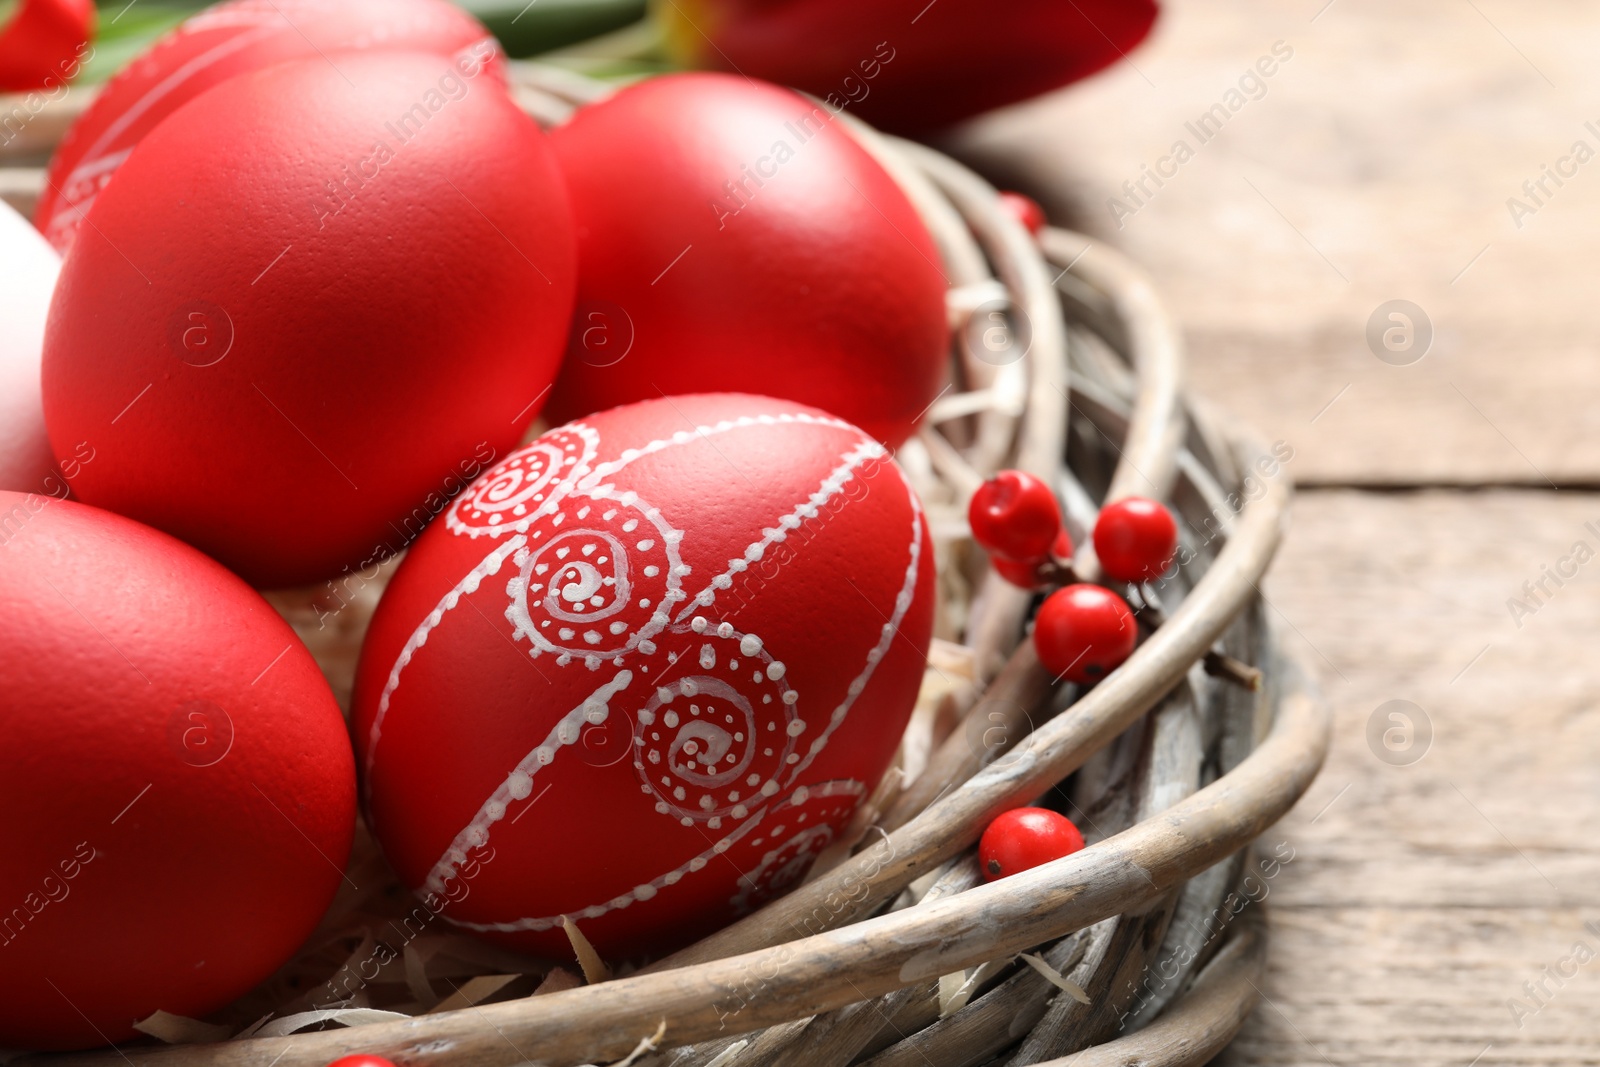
[
  {"left": 504, "top": 488, "right": 687, "bottom": 665},
  {"left": 633, "top": 621, "right": 799, "bottom": 826},
  {"left": 446, "top": 425, "right": 598, "bottom": 538}
]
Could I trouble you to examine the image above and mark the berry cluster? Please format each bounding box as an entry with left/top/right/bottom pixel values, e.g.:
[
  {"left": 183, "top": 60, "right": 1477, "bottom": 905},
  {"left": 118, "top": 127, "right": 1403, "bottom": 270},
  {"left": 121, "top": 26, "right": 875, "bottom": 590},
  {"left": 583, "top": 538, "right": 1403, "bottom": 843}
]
[{"left": 968, "top": 471, "right": 1179, "bottom": 685}]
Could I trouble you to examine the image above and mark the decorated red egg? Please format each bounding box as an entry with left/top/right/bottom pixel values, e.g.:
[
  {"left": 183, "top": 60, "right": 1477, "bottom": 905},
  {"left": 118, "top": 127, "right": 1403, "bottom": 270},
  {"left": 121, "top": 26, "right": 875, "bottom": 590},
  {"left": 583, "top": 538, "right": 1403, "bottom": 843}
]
[
  {"left": 35, "top": 0, "right": 499, "bottom": 253},
  {"left": 545, "top": 73, "right": 949, "bottom": 448},
  {"left": 0, "top": 492, "right": 355, "bottom": 1051},
  {"left": 353, "top": 394, "right": 935, "bottom": 960},
  {"left": 42, "top": 51, "right": 576, "bottom": 589},
  {"left": 0, "top": 200, "right": 62, "bottom": 494}
]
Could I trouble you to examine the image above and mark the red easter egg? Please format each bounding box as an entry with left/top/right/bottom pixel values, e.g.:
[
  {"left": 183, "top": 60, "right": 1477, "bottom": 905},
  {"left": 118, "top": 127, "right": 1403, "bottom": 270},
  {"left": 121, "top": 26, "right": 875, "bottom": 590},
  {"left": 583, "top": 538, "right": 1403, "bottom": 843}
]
[
  {"left": 546, "top": 73, "right": 948, "bottom": 448},
  {"left": 0, "top": 0, "right": 93, "bottom": 94},
  {"left": 42, "top": 52, "right": 576, "bottom": 589},
  {"left": 353, "top": 394, "right": 935, "bottom": 960},
  {"left": 0, "top": 200, "right": 62, "bottom": 495},
  {"left": 0, "top": 492, "right": 355, "bottom": 1051},
  {"left": 35, "top": 0, "right": 499, "bottom": 253}
]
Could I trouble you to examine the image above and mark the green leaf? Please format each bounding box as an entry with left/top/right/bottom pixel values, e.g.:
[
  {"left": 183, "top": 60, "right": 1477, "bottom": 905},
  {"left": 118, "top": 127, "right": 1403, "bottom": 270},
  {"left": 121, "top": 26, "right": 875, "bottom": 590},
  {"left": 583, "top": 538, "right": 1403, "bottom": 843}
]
[
  {"left": 76, "top": 0, "right": 648, "bottom": 84},
  {"left": 457, "top": 0, "right": 647, "bottom": 58}
]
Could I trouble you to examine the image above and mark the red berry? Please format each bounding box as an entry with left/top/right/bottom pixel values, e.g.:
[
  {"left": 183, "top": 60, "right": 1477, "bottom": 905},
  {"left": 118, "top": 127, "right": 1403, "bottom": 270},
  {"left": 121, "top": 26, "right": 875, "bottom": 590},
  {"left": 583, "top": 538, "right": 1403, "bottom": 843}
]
[
  {"left": 979, "top": 807, "right": 1085, "bottom": 881},
  {"left": 1032, "top": 583, "right": 1137, "bottom": 683},
  {"left": 992, "top": 554, "right": 1043, "bottom": 589},
  {"left": 998, "top": 191, "right": 1047, "bottom": 236},
  {"left": 327, "top": 1057, "right": 397, "bottom": 1067},
  {"left": 991, "top": 528, "right": 1074, "bottom": 590},
  {"left": 1093, "top": 497, "right": 1178, "bottom": 584},
  {"left": 969, "top": 470, "right": 1060, "bottom": 562}
]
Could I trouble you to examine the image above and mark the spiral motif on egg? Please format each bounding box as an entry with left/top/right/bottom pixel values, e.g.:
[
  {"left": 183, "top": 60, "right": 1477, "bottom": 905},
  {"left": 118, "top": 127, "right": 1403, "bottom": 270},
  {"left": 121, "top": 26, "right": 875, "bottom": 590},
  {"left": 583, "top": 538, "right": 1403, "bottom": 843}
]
[
  {"left": 735, "top": 825, "right": 833, "bottom": 908},
  {"left": 727, "top": 779, "right": 868, "bottom": 915},
  {"left": 504, "top": 491, "right": 683, "bottom": 660},
  {"left": 633, "top": 624, "right": 800, "bottom": 824},
  {"left": 447, "top": 426, "right": 598, "bottom": 538}
]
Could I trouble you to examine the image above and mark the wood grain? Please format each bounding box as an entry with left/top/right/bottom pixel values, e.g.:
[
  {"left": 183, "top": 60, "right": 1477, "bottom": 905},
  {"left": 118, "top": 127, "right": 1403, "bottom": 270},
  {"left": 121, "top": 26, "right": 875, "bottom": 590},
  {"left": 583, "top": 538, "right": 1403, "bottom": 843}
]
[
  {"left": 953, "top": 0, "right": 1600, "bottom": 486},
  {"left": 1219, "top": 490, "right": 1600, "bottom": 1065}
]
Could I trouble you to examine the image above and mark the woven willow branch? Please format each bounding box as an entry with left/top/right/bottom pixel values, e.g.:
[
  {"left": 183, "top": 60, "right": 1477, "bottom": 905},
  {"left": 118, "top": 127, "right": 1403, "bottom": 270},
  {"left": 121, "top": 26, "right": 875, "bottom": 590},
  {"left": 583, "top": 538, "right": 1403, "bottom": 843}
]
[{"left": 1038, "top": 909, "right": 1269, "bottom": 1067}]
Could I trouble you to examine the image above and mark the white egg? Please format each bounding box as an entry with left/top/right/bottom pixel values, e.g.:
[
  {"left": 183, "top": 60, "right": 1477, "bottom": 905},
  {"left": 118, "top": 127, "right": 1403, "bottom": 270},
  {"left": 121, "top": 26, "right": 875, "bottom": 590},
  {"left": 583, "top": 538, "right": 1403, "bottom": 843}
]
[{"left": 0, "top": 199, "right": 60, "bottom": 492}]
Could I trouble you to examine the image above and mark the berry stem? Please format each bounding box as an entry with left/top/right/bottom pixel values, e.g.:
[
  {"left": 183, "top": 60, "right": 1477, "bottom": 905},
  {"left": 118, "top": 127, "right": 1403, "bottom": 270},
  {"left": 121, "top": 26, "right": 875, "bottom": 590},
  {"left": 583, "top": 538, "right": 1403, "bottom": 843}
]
[
  {"left": 1201, "top": 650, "right": 1264, "bottom": 691},
  {"left": 1131, "top": 587, "right": 1262, "bottom": 692}
]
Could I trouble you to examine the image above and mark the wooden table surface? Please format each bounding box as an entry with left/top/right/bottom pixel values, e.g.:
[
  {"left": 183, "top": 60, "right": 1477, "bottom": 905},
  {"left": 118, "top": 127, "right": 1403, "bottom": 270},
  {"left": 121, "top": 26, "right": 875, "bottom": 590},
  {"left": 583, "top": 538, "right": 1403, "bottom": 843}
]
[{"left": 955, "top": 1, "right": 1600, "bottom": 1062}]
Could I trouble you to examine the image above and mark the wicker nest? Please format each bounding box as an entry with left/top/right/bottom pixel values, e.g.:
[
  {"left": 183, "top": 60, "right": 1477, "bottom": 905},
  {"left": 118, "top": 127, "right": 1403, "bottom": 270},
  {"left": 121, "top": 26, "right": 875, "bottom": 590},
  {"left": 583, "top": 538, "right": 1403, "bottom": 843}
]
[{"left": 0, "top": 60, "right": 1328, "bottom": 1067}]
